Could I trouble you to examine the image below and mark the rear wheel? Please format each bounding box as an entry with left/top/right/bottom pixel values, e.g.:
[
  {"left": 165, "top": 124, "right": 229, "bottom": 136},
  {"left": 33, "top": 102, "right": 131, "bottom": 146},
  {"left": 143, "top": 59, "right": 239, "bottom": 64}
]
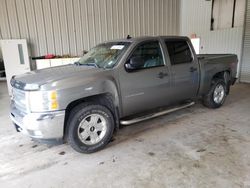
[
  {"left": 203, "top": 78, "right": 227, "bottom": 108},
  {"left": 66, "top": 103, "right": 114, "bottom": 153}
]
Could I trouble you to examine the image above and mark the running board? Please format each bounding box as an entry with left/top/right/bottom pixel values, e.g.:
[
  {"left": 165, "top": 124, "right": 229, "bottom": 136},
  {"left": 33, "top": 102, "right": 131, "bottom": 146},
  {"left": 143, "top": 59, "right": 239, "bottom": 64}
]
[{"left": 120, "top": 101, "right": 195, "bottom": 125}]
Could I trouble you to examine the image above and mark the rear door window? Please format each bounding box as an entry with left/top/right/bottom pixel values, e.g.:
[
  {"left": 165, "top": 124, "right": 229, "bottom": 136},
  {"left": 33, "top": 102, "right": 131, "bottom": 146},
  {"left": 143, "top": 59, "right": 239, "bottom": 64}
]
[{"left": 165, "top": 40, "right": 193, "bottom": 65}]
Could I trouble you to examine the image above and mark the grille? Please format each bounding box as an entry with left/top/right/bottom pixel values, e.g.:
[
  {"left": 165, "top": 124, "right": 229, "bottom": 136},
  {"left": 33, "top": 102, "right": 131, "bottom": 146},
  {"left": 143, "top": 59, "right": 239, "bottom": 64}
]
[{"left": 12, "top": 88, "right": 28, "bottom": 112}]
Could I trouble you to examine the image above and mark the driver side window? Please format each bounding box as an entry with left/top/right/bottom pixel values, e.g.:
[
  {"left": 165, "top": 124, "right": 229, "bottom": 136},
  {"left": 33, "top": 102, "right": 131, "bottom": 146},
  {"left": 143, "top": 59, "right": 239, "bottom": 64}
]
[{"left": 130, "top": 41, "right": 164, "bottom": 69}]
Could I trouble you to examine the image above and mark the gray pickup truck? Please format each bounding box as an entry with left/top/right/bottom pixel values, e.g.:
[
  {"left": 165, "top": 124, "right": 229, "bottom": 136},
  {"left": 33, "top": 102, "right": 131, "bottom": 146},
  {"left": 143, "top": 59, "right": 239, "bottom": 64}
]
[{"left": 10, "top": 36, "right": 237, "bottom": 153}]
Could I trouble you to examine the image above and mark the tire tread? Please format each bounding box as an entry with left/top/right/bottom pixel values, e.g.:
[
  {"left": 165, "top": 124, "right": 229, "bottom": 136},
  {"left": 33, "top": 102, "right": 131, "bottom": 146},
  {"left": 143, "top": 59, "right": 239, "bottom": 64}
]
[{"left": 66, "top": 103, "right": 114, "bottom": 153}]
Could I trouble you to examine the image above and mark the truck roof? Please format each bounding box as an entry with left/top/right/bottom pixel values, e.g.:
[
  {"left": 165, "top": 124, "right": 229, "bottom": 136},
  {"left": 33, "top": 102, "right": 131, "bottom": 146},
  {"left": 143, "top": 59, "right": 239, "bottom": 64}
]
[{"left": 106, "top": 35, "right": 189, "bottom": 43}]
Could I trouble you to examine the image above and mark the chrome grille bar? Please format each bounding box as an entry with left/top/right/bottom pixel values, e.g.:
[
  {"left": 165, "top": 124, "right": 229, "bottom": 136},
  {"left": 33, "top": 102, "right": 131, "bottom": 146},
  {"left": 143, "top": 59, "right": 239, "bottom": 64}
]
[{"left": 12, "top": 88, "right": 28, "bottom": 113}]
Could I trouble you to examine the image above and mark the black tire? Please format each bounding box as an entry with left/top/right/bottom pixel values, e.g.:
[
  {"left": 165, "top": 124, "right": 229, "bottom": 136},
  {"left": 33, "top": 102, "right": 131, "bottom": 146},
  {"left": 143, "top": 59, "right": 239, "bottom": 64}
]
[
  {"left": 203, "top": 78, "right": 227, "bottom": 109},
  {"left": 226, "top": 81, "right": 231, "bottom": 95},
  {"left": 66, "top": 103, "right": 115, "bottom": 153}
]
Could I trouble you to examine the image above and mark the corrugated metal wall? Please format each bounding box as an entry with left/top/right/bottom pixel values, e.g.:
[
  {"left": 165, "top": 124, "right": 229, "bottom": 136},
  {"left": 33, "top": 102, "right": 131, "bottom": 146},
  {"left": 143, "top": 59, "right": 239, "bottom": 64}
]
[
  {"left": 180, "top": 0, "right": 245, "bottom": 76},
  {"left": 0, "top": 0, "right": 180, "bottom": 58},
  {"left": 240, "top": 0, "right": 250, "bottom": 83}
]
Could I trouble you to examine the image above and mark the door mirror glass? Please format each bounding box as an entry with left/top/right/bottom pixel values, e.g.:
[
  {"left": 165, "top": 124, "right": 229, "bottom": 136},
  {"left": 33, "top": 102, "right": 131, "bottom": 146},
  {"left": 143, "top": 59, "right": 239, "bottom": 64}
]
[{"left": 125, "top": 56, "right": 145, "bottom": 71}]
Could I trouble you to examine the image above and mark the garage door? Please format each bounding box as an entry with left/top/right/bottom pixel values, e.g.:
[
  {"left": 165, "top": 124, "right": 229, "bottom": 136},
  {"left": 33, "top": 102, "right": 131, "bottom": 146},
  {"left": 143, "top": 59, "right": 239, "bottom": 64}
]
[{"left": 240, "top": 0, "right": 250, "bottom": 83}]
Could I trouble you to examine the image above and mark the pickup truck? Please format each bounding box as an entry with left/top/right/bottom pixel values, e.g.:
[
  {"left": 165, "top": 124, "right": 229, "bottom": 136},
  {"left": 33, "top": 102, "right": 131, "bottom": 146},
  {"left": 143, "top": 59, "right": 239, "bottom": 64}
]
[{"left": 10, "top": 36, "right": 238, "bottom": 153}]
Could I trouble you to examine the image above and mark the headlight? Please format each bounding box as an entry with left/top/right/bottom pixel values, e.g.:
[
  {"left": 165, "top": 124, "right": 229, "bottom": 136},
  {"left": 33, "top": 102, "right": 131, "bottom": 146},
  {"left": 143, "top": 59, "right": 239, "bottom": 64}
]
[{"left": 28, "top": 90, "right": 59, "bottom": 112}]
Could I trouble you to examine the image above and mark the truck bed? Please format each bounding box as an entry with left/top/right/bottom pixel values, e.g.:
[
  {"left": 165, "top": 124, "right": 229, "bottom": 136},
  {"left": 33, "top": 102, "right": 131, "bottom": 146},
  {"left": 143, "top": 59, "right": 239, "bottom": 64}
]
[
  {"left": 197, "top": 53, "right": 238, "bottom": 96},
  {"left": 197, "top": 54, "right": 236, "bottom": 61}
]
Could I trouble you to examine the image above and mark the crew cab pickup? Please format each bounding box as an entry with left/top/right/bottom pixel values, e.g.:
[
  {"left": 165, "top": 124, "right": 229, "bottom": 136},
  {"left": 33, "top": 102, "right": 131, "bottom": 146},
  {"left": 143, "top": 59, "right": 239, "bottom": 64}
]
[{"left": 10, "top": 36, "right": 238, "bottom": 153}]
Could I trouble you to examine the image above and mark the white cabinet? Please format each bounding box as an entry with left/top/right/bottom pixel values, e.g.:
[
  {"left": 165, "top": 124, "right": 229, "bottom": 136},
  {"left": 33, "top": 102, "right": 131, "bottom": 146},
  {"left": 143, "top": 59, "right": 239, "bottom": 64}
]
[
  {"left": 36, "top": 59, "right": 51, "bottom": 70},
  {"left": 36, "top": 58, "right": 80, "bottom": 70}
]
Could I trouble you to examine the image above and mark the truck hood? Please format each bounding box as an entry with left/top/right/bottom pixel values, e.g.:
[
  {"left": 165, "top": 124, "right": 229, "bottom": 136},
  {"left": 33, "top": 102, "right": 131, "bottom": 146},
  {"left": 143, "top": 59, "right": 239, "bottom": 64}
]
[{"left": 11, "top": 65, "right": 102, "bottom": 90}]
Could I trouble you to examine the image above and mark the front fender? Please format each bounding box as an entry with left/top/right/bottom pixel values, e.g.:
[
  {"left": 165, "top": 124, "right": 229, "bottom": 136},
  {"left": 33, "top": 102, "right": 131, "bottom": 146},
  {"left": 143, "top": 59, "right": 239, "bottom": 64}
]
[{"left": 49, "top": 75, "right": 120, "bottom": 113}]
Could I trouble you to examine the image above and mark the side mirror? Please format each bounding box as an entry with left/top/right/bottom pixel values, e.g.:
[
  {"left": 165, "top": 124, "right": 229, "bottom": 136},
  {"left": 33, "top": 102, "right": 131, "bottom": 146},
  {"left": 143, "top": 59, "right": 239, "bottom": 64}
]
[{"left": 125, "top": 56, "right": 145, "bottom": 72}]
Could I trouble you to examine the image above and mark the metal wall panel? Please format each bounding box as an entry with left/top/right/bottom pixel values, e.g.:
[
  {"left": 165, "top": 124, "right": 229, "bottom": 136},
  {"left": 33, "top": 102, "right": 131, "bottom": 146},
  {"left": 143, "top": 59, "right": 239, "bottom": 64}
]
[
  {"left": 240, "top": 0, "right": 250, "bottom": 82},
  {"left": 6, "top": 0, "right": 20, "bottom": 38},
  {"left": 33, "top": 0, "right": 47, "bottom": 55},
  {"left": 24, "top": 0, "right": 40, "bottom": 57},
  {"left": 50, "top": 0, "right": 63, "bottom": 55},
  {"left": 0, "top": 0, "right": 180, "bottom": 58},
  {"left": 180, "top": 0, "right": 245, "bottom": 77}
]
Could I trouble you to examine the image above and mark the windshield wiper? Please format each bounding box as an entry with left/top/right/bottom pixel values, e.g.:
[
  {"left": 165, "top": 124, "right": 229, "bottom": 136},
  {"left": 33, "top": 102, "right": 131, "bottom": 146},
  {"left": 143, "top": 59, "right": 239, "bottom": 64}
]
[{"left": 74, "top": 62, "right": 99, "bottom": 68}]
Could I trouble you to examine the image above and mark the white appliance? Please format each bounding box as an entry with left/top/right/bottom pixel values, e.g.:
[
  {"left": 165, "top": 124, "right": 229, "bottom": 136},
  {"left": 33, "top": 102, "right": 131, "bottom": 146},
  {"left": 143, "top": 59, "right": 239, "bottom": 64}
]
[{"left": 191, "top": 38, "right": 200, "bottom": 54}]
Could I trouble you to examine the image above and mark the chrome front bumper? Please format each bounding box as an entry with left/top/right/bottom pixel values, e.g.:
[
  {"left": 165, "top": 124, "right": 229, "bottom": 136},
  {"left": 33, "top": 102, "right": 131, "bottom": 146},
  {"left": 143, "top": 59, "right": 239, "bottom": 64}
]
[{"left": 10, "top": 102, "right": 65, "bottom": 140}]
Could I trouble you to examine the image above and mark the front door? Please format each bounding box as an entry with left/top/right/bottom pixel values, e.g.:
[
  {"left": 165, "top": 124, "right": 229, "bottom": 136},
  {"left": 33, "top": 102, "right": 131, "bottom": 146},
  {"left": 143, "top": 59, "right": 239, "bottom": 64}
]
[
  {"left": 165, "top": 39, "right": 199, "bottom": 102},
  {"left": 119, "top": 41, "right": 171, "bottom": 117}
]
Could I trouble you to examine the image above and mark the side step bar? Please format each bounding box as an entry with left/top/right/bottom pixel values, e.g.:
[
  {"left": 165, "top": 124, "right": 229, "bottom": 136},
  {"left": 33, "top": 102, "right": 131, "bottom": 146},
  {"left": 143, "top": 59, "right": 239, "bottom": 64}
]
[{"left": 120, "top": 101, "right": 195, "bottom": 125}]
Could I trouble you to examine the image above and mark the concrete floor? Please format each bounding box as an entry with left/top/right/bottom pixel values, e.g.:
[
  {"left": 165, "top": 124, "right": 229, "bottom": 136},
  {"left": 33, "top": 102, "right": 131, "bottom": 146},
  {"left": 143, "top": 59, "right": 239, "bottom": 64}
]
[{"left": 0, "top": 81, "right": 250, "bottom": 188}]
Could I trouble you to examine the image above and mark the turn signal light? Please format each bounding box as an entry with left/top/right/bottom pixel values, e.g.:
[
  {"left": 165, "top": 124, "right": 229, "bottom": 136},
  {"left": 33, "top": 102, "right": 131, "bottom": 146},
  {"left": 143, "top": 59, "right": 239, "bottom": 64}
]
[{"left": 50, "top": 101, "right": 58, "bottom": 110}]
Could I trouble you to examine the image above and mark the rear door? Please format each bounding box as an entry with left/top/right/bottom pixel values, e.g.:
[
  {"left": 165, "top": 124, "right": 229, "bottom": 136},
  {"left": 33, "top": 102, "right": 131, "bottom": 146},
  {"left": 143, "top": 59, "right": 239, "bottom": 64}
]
[{"left": 165, "top": 39, "right": 199, "bottom": 102}]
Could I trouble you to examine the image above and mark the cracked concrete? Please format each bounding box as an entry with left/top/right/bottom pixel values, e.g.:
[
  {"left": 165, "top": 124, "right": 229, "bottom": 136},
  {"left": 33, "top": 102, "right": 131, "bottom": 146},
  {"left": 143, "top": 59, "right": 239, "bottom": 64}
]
[{"left": 0, "top": 81, "right": 250, "bottom": 188}]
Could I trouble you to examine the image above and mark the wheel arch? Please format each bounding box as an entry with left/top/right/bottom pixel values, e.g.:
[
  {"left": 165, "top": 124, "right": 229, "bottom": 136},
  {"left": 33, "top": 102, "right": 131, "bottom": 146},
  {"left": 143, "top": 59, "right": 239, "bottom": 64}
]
[
  {"left": 63, "top": 93, "right": 120, "bottom": 141},
  {"left": 211, "top": 70, "right": 231, "bottom": 94},
  {"left": 211, "top": 70, "right": 231, "bottom": 81}
]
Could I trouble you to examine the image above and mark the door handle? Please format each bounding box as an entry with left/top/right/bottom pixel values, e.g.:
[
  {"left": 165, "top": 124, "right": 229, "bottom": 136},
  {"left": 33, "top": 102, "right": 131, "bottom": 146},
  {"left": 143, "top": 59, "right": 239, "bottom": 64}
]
[
  {"left": 158, "top": 72, "right": 168, "bottom": 79},
  {"left": 190, "top": 67, "right": 197, "bottom": 72}
]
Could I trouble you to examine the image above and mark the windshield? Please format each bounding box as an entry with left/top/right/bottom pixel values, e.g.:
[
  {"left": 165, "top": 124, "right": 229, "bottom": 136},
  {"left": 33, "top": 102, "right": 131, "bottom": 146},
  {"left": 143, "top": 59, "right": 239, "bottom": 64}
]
[{"left": 77, "top": 42, "right": 130, "bottom": 69}]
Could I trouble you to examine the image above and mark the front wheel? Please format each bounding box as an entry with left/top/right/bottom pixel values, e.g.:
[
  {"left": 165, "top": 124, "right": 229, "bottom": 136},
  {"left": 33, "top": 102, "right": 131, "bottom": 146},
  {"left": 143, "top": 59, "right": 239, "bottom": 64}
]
[
  {"left": 203, "top": 79, "right": 227, "bottom": 108},
  {"left": 66, "top": 103, "right": 115, "bottom": 153}
]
